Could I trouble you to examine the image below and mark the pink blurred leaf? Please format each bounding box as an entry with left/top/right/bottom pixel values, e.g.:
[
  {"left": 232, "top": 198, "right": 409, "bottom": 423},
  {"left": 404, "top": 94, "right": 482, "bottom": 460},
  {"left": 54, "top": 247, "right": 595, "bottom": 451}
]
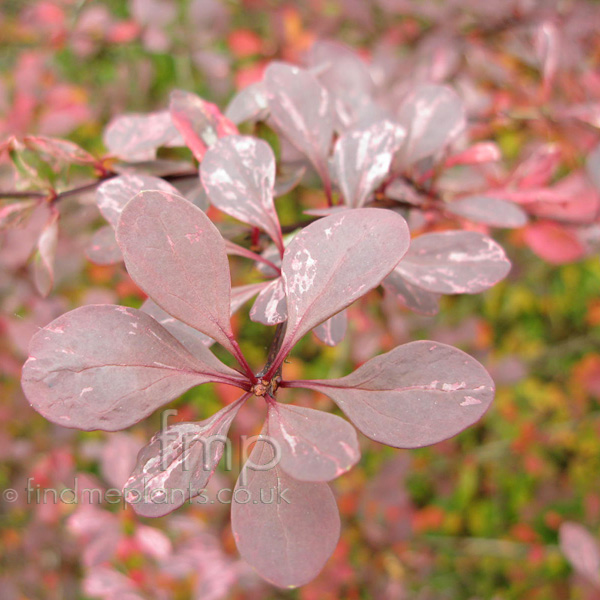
[
  {"left": 0, "top": 199, "right": 38, "bottom": 230},
  {"left": 21, "top": 305, "right": 246, "bottom": 431},
  {"left": 32, "top": 209, "right": 59, "bottom": 297},
  {"left": 444, "top": 142, "right": 501, "bottom": 169},
  {"left": 225, "top": 81, "right": 269, "bottom": 124},
  {"left": 96, "top": 174, "right": 179, "bottom": 228},
  {"left": 103, "top": 110, "right": 182, "bottom": 162},
  {"left": 395, "top": 231, "right": 511, "bottom": 294},
  {"left": 273, "top": 209, "right": 410, "bottom": 366},
  {"left": 314, "top": 310, "right": 348, "bottom": 346},
  {"left": 267, "top": 403, "right": 360, "bottom": 481},
  {"left": 201, "top": 135, "right": 283, "bottom": 252},
  {"left": 274, "top": 163, "right": 306, "bottom": 197},
  {"left": 523, "top": 221, "right": 586, "bottom": 264},
  {"left": 101, "top": 433, "right": 144, "bottom": 489},
  {"left": 86, "top": 225, "right": 122, "bottom": 265},
  {"left": 116, "top": 190, "right": 239, "bottom": 356},
  {"left": 305, "top": 40, "right": 374, "bottom": 131},
  {"left": 383, "top": 270, "right": 441, "bottom": 315},
  {"left": 587, "top": 144, "right": 600, "bottom": 192},
  {"left": 169, "top": 90, "right": 238, "bottom": 161},
  {"left": 23, "top": 135, "right": 97, "bottom": 166},
  {"left": 124, "top": 394, "right": 247, "bottom": 517},
  {"left": 231, "top": 431, "right": 340, "bottom": 588},
  {"left": 332, "top": 120, "right": 405, "bottom": 208},
  {"left": 288, "top": 341, "right": 494, "bottom": 448},
  {"left": 559, "top": 522, "right": 600, "bottom": 588},
  {"left": 249, "top": 277, "right": 287, "bottom": 326},
  {"left": 510, "top": 144, "right": 561, "bottom": 189},
  {"left": 264, "top": 62, "right": 334, "bottom": 188},
  {"left": 396, "top": 84, "right": 465, "bottom": 167},
  {"left": 445, "top": 196, "right": 528, "bottom": 228}
]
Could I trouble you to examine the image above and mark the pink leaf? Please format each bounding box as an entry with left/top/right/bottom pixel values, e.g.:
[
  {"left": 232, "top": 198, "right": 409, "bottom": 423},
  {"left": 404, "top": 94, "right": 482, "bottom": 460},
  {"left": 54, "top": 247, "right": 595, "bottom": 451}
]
[
  {"left": 169, "top": 90, "right": 238, "bottom": 161},
  {"left": 96, "top": 174, "right": 179, "bottom": 228},
  {"left": 287, "top": 341, "right": 494, "bottom": 448},
  {"left": 0, "top": 199, "right": 38, "bottom": 230},
  {"left": 264, "top": 62, "right": 334, "bottom": 189},
  {"left": 33, "top": 210, "right": 59, "bottom": 297},
  {"left": 510, "top": 144, "right": 560, "bottom": 189},
  {"left": 445, "top": 196, "right": 528, "bottom": 228},
  {"left": 21, "top": 305, "right": 246, "bottom": 431},
  {"left": 272, "top": 208, "right": 410, "bottom": 369},
  {"left": 201, "top": 135, "right": 283, "bottom": 252},
  {"left": 23, "top": 135, "right": 97, "bottom": 166},
  {"left": 523, "top": 221, "right": 586, "bottom": 264},
  {"left": 101, "top": 433, "right": 144, "bottom": 489},
  {"left": 396, "top": 84, "right": 465, "bottom": 167},
  {"left": 559, "top": 522, "right": 600, "bottom": 588},
  {"left": 124, "top": 394, "right": 247, "bottom": 517},
  {"left": 86, "top": 225, "right": 122, "bottom": 265},
  {"left": 395, "top": 231, "right": 511, "bottom": 294},
  {"left": 267, "top": 403, "right": 360, "bottom": 481},
  {"left": 444, "top": 142, "right": 502, "bottom": 169},
  {"left": 231, "top": 430, "right": 340, "bottom": 588},
  {"left": 249, "top": 277, "right": 287, "bottom": 326},
  {"left": 225, "top": 81, "right": 269, "bottom": 125},
  {"left": 274, "top": 163, "right": 306, "bottom": 197},
  {"left": 116, "top": 190, "right": 240, "bottom": 358},
  {"left": 103, "top": 110, "right": 182, "bottom": 162},
  {"left": 332, "top": 120, "right": 405, "bottom": 208},
  {"left": 314, "top": 310, "right": 348, "bottom": 346},
  {"left": 587, "top": 144, "right": 600, "bottom": 192},
  {"left": 383, "top": 270, "right": 441, "bottom": 315}
]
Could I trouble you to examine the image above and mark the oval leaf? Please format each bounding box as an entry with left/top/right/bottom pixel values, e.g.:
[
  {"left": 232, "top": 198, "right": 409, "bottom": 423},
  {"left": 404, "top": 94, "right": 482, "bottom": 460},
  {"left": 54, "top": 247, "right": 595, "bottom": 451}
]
[
  {"left": 397, "top": 84, "right": 465, "bottom": 167},
  {"left": 395, "top": 231, "right": 511, "bottom": 294},
  {"left": 124, "top": 395, "right": 247, "bottom": 517},
  {"left": 559, "top": 522, "right": 600, "bottom": 588},
  {"left": 383, "top": 270, "right": 441, "bottom": 315},
  {"left": 116, "top": 190, "right": 237, "bottom": 355},
  {"left": 275, "top": 208, "right": 410, "bottom": 364},
  {"left": 332, "top": 120, "right": 405, "bottom": 208},
  {"left": 231, "top": 430, "right": 340, "bottom": 588},
  {"left": 201, "top": 135, "right": 283, "bottom": 251},
  {"left": 288, "top": 341, "right": 494, "bottom": 448},
  {"left": 86, "top": 226, "right": 122, "bottom": 265},
  {"left": 267, "top": 403, "right": 360, "bottom": 481},
  {"left": 264, "top": 62, "right": 334, "bottom": 187},
  {"left": 445, "top": 196, "right": 528, "bottom": 228},
  {"left": 21, "top": 305, "right": 246, "bottom": 431}
]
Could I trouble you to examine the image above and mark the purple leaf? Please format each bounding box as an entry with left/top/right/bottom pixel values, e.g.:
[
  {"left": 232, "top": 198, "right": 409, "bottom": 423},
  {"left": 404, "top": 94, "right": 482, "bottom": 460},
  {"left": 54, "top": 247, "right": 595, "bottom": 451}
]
[
  {"left": 21, "top": 305, "right": 247, "bottom": 431},
  {"left": 116, "top": 190, "right": 240, "bottom": 358},
  {"left": 225, "top": 240, "right": 281, "bottom": 275},
  {"left": 23, "top": 135, "right": 97, "bottom": 166},
  {"left": 559, "top": 522, "right": 600, "bottom": 588},
  {"left": 249, "top": 277, "right": 287, "bottom": 326},
  {"left": 231, "top": 281, "right": 270, "bottom": 313},
  {"left": 395, "top": 231, "right": 511, "bottom": 294},
  {"left": 264, "top": 62, "right": 334, "bottom": 189},
  {"left": 103, "top": 111, "right": 182, "bottom": 162},
  {"left": 231, "top": 430, "right": 340, "bottom": 588},
  {"left": 96, "top": 174, "right": 179, "bottom": 229},
  {"left": 306, "top": 40, "right": 374, "bottom": 131},
  {"left": 383, "top": 270, "right": 441, "bottom": 315},
  {"left": 287, "top": 341, "right": 494, "bottom": 448},
  {"left": 225, "top": 81, "right": 269, "bottom": 125},
  {"left": 86, "top": 226, "right": 122, "bottom": 265},
  {"left": 33, "top": 210, "right": 59, "bottom": 297},
  {"left": 314, "top": 310, "right": 348, "bottom": 346},
  {"left": 169, "top": 90, "right": 238, "bottom": 161},
  {"left": 124, "top": 394, "right": 247, "bottom": 517},
  {"left": 172, "top": 177, "right": 210, "bottom": 212},
  {"left": 445, "top": 196, "right": 528, "bottom": 228},
  {"left": 0, "top": 199, "right": 38, "bottom": 230},
  {"left": 267, "top": 403, "right": 360, "bottom": 481},
  {"left": 332, "top": 120, "right": 405, "bottom": 208},
  {"left": 272, "top": 209, "right": 410, "bottom": 368},
  {"left": 101, "top": 433, "right": 144, "bottom": 489},
  {"left": 384, "top": 178, "right": 425, "bottom": 206},
  {"left": 201, "top": 135, "right": 284, "bottom": 252},
  {"left": 396, "top": 84, "right": 465, "bottom": 167}
]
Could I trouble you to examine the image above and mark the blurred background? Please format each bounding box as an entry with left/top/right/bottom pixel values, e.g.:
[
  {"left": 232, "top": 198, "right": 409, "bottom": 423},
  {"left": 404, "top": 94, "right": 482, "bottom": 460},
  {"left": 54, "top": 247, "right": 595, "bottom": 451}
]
[{"left": 1, "top": 1, "right": 600, "bottom": 598}]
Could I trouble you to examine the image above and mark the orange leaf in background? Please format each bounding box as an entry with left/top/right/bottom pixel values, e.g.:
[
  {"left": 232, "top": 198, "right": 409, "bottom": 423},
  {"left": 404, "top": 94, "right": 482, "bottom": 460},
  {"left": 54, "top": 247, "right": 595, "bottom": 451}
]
[
  {"left": 228, "top": 29, "right": 263, "bottom": 58},
  {"left": 572, "top": 354, "right": 600, "bottom": 398},
  {"left": 413, "top": 505, "right": 445, "bottom": 533}
]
